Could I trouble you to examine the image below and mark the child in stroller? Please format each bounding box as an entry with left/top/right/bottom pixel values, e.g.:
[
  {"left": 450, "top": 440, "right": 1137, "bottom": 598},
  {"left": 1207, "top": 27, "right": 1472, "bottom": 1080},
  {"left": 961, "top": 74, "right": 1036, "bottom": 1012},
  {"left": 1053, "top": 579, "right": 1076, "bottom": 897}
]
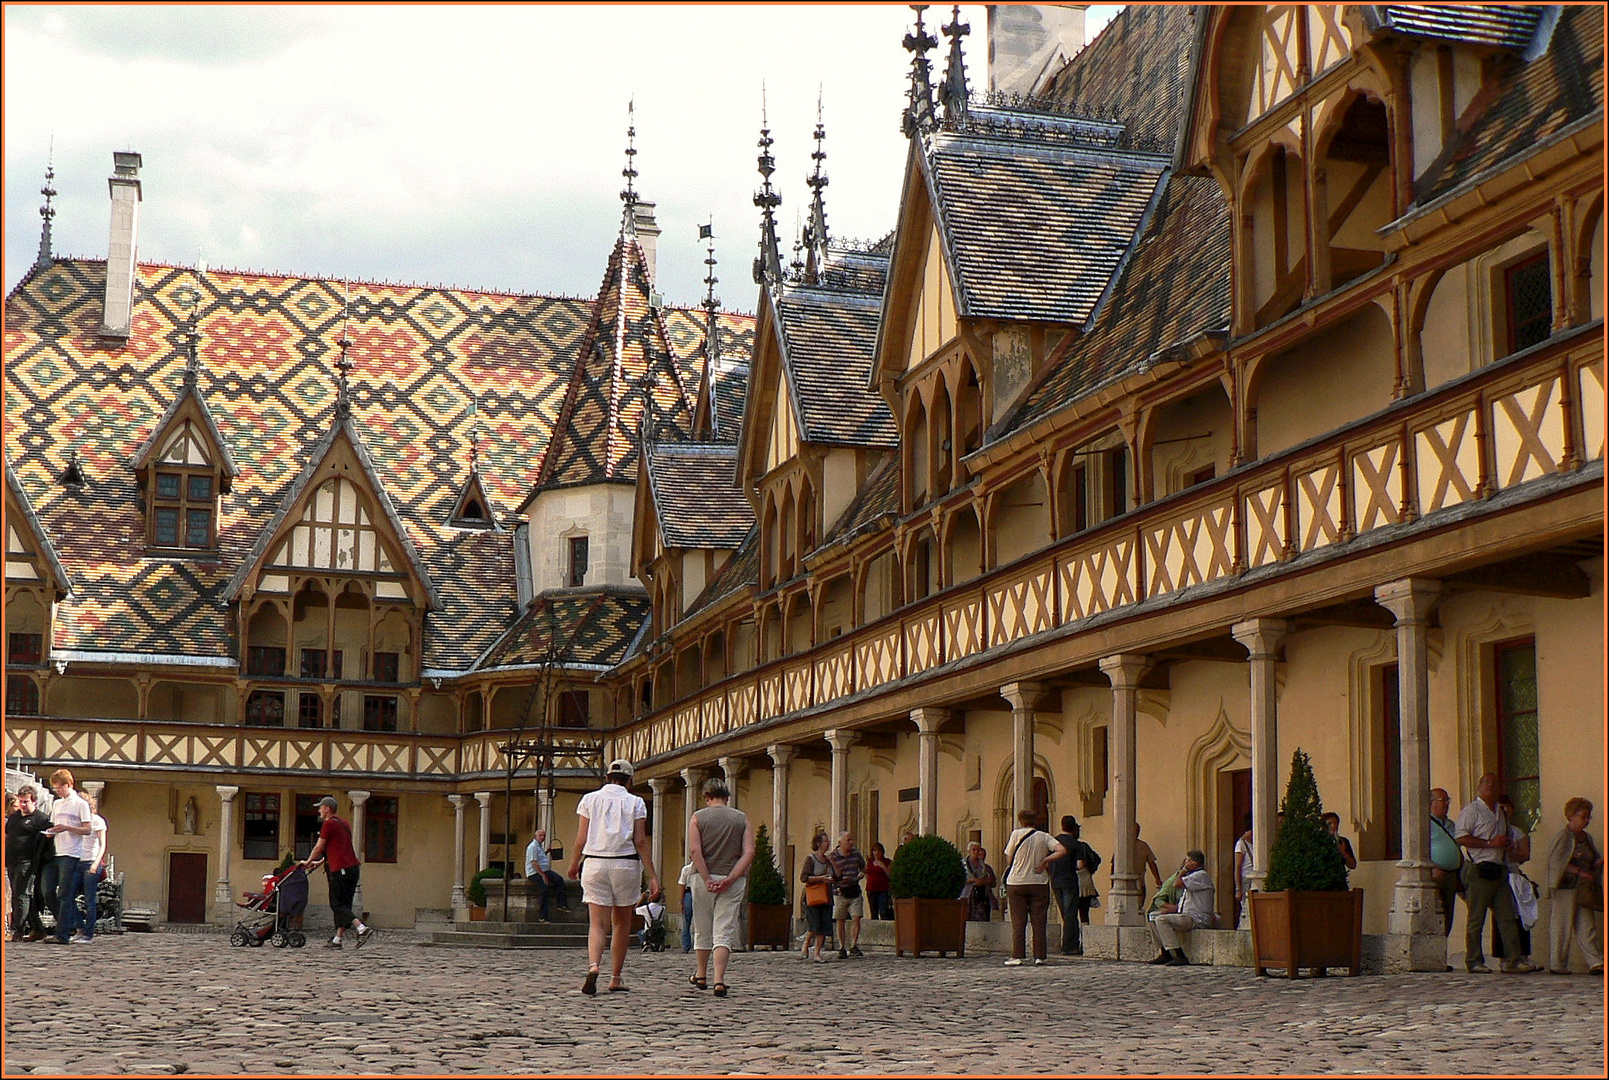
[
  {"left": 231, "top": 864, "right": 310, "bottom": 948},
  {"left": 635, "top": 892, "right": 668, "bottom": 952}
]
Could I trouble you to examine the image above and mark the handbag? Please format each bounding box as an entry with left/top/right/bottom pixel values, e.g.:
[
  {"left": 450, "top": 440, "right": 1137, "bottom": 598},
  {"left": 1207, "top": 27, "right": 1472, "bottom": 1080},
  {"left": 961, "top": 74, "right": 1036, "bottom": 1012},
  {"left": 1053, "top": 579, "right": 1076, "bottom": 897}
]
[
  {"left": 840, "top": 880, "right": 862, "bottom": 900},
  {"left": 805, "top": 880, "right": 831, "bottom": 906},
  {"left": 1578, "top": 875, "right": 1604, "bottom": 913}
]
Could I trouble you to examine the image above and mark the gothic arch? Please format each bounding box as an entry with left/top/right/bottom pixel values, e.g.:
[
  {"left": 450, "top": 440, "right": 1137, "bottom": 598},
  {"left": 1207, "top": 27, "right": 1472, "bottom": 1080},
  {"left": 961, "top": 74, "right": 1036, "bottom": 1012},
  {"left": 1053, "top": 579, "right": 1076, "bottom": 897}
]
[{"left": 1183, "top": 704, "right": 1251, "bottom": 908}]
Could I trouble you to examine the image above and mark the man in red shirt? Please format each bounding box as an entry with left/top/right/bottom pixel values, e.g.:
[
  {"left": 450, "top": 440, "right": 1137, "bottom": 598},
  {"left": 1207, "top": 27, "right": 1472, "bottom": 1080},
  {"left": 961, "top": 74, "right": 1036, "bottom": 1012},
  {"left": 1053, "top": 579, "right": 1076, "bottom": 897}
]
[{"left": 301, "top": 796, "right": 374, "bottom": 949}]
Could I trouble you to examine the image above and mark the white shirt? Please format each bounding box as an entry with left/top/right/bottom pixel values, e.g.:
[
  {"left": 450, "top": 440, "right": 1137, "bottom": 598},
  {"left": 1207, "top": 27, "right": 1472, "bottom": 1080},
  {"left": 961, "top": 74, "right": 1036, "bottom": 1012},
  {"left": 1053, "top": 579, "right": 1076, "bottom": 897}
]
[
  {"left": 576, "top": 782, "right": 646, "bottom": 857},
  {"left": 84, "top": 814, "right": 108, "bottom": 870},
  {"left": 49, "top": 791, "right": 90, "bottom": 860},
  {"left": 1454, "top": 797, "right": 1509, "bottom": 865},
  {"left": 1179, "top": 868, "right": 1215, "bottom": 928},
  {"left": 1234, "top": 837, "right": 1253, "bottom": 886},
  {"left": 524, "top": 837, "right": 552, "bottom": 877}
]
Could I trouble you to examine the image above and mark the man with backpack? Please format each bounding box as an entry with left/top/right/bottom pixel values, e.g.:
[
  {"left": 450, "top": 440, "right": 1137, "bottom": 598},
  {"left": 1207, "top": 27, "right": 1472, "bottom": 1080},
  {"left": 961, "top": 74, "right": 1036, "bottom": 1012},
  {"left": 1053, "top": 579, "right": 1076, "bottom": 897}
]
[{"left": 1051, "top": 816, "right": 1100, "bottom": 955}]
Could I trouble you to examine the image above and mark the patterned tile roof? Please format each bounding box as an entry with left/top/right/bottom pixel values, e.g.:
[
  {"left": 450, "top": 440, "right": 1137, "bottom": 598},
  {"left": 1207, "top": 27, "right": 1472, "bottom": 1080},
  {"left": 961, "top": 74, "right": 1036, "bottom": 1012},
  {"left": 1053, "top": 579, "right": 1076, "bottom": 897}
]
[
  {"left": 683, "top": 526, "right": 759, "bottom": 621},
  {"left": 708, "top": 356, "right": 751, "bottom": 442},
  {"left": 773, "top": 285, "right": 898, "bottom": 447},
  {"left": 661, "top": 307, "right": 756, "bottom": 442},
  {"left": 820, "top": 454, "right": 900, "bottom": 549},
  {"left": 477, "top": 588, "right": 650, "bottom": 670},
  {"left": 1040, "top": 2, "right": 1197, "bottom": 154},
  {"left": 923, "top": 120, "right": 1169, "bottom": 325},
  {"left": 4, "top": 459, "right": 72, "bottom": 596},
  {"left": 644, "top": 442, "right": 753, "bottom": 549},
  {"left": 1416, "top": 4, "right": 1602, "bottom": 203},
  {"left": 528, "top": 233, "right": 697, "bottom": 495},
  {"left": 4, "top": 255, "right": 750, "bottom": 672},
  {"left": 1370, "top": 5, "right": 1549, "bottom": 52},
  {"left": 1009, "top": 173, "right": 1232, "bottom": 432}
]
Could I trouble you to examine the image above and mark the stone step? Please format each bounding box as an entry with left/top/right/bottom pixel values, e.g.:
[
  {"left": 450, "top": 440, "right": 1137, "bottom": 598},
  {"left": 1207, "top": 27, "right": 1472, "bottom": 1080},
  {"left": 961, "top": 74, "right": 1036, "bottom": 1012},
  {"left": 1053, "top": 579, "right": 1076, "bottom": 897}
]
[{"left": 428, "top": 928, "right": 589, "bottom": 949}]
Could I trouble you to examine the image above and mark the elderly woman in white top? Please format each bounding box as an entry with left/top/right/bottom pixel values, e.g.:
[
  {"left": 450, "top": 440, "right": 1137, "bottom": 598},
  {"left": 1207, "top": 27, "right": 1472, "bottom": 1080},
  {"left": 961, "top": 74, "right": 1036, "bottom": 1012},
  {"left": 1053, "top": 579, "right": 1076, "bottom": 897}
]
[{"left": 568, "top": 759, "right": 661, "bottom": 995}]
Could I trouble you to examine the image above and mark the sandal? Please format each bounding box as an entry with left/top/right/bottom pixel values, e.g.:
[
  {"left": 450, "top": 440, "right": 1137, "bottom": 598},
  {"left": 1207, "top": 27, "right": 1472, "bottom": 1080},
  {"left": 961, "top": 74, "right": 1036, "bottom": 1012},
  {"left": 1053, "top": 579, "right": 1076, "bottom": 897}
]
[
  {"left": 689, "top": 974, "right": 708, "bottom": 990},
  {"left": 582, "top": 968, "right": 598, "bottom": 996},
  {"left": 712, "top": 982, "right": 728, "bottom": 997},
  {"left": 608, "top": 983, "right": 630, "bottom": 993}
]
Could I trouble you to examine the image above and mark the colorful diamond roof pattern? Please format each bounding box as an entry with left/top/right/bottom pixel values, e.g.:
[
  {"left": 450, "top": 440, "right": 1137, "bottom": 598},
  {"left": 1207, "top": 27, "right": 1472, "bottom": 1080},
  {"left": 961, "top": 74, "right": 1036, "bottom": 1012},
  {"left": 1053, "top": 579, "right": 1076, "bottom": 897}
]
[{"left": 478, "top": 588, "right": 650, "bottom": 670}]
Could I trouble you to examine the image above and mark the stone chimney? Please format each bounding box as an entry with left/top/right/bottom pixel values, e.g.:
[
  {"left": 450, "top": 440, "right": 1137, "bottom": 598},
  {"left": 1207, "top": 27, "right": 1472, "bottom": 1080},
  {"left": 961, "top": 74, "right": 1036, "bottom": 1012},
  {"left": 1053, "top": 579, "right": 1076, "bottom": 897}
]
[
  {"left": 986, "top": 5, "right": 1088, "bottom": 97},
  {"left": 632, "top": 200, "right": 661, "bottom": 287},
  {"left": 101, "top": 151, "right": 143, "bottom": 338}
]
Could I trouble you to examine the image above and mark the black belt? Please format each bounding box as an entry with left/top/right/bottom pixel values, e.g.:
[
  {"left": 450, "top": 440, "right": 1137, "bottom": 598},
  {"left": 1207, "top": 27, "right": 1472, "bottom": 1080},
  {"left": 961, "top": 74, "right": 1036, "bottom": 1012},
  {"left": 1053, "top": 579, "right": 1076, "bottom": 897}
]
[{"left": 585, "top": 853, "right": 639, "bottom": 860}]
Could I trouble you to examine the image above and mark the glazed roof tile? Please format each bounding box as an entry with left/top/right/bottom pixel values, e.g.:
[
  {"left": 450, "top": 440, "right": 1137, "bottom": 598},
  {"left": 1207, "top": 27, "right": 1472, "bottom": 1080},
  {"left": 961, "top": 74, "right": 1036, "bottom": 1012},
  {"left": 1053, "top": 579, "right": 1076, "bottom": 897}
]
[
  {"left": 774, "top": 286, "right": 898, "bottom": 447},
  {"left": 478, "top": 588, "right": 650, "bottom": 670},
  {"left": 644, "top": 442, "right": 754, "bottom": 549},
  {"left": 4, "top": 459, "right": 73, "bottom": 595},
  {"left": 1371, "top": 5, "right": 1549, "bottom": 51},
  {"left": 683, "top": 526, "right": 759, "bottom": 620},
  {"left": 1416, "top": 5, "right": 1602, "bottom": 203},
  {"left": 1039, "top": 2, "right": 1196, "bottom": 153},
  {"left": 820, "top": 455, "right": 900, "bottom": 548},
  {"left": 3, "top": 258, "right": 751, "bottom": 671}
]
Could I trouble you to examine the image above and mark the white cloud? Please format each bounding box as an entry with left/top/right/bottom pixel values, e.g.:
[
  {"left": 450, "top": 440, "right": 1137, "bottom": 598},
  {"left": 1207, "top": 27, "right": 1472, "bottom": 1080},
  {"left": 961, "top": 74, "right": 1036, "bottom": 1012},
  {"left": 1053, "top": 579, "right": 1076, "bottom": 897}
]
[{"left": 5, "top": 4, "right": 1120, "bottom": 305}]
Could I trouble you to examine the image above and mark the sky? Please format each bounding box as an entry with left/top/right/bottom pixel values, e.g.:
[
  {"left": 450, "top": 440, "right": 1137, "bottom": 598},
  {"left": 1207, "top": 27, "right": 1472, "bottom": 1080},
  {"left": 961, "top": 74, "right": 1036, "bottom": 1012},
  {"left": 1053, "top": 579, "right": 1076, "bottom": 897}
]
[{"left": 4, "top": 4, "right": 1119, "bottom": 310}]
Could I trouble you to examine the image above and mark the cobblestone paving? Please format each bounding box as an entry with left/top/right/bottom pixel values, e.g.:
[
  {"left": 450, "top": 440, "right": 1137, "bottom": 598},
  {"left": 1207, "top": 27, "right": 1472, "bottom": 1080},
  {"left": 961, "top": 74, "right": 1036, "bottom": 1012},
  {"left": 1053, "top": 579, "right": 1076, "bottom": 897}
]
[{"left": 3, "top": 932, "right": 1603, "bottom": 1075}]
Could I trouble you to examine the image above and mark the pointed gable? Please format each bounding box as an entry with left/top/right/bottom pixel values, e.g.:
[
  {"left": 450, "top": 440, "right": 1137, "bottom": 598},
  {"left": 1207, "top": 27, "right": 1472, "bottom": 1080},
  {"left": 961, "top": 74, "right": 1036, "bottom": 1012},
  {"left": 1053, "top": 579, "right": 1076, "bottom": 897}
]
[
  {"left": 226, "top": 412, "right": 441, "bottom": 609},
  {"left": 448, "top": 466, "right": 500, "bottom": 529},
  {"left": 905, "top": 223, "right": 960, "bottom": 371},
  {"left": 520, "top": 234, "right": 694, "bottom": 505},
  {"left": 4, "top": 462, "right": 71, "bottom": 599},
  {"left": 130, "top": 370, "right": 240, "bottom": 491}
]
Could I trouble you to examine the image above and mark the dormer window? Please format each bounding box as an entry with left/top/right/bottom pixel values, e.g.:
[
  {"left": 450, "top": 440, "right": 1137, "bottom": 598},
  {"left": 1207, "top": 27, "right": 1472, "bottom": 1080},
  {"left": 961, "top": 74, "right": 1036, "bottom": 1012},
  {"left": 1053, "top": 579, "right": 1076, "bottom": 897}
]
[
  {"left": 152, "top": 468, "right": 216, "bottom": 548},
  {"left": 136, "top": 411, "right": 231, "bottom": 553}
]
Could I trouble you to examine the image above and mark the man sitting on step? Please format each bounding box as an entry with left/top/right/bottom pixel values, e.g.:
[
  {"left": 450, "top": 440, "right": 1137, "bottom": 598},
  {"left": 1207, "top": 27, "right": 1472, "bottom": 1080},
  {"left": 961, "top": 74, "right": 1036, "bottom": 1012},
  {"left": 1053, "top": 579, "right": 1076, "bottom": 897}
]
[{"left": 1147, "top": 849, "right": 1214, "bottom": 967}]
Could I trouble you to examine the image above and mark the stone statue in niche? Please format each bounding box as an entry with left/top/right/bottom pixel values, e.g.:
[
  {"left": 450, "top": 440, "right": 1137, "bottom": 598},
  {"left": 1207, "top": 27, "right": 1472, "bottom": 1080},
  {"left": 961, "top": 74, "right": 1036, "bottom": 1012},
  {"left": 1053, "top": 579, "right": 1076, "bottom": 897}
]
[{"left": 182, "top": 796, "right": 198, "bottom": 835}]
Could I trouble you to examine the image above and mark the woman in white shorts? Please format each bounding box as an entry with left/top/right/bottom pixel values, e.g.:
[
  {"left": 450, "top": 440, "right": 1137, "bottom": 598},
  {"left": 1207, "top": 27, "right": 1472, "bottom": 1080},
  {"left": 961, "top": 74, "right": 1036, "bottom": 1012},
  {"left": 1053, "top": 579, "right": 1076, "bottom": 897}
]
[
  {"left": 568, "top": 759, "right": 661, "bottom": 995},
  {"left": 687, "top": 776, "right": 755, "bottom": 997}
]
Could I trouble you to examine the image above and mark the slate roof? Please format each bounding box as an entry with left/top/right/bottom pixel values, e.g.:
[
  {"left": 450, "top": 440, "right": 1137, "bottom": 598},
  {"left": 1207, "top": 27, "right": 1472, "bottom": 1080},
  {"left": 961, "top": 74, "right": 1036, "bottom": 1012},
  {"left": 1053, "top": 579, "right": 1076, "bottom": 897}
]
[
  {"left": 1415, "top": 4, "right": 1602, "bottom": 203},
  {"left": 527, "top": 232, "right": 698, "bottom": 496},
  {"left": 477, "top": 588, "right": 649, "bottom": 670},
  {"left": 663, "top": 307, "right": 756, "bottom": 441},
  {"left": 644, "top": 442, "right": 753, "bottom": 549},
  {"left": 1369, "top": 5, "right": 1550, "bottom": 52},
  {"left": 922, "top": 113, "right": 1169, "bottom": 325},
  {"left": 820, "top": 455, "right": 901, "bottom": 549},
  {"left": 3, "top": 257, "right": 751, "bottom": 671},
  {"left": 683, "top": 526, "right": 759, "bottom": 621},
  {"left": 773, "top": 285, "right": 898, "bottom": 447},
  {"left": 707, "top": 356, "right": 751, "bottom": 442},
  {"left": 1039, "top": 2, "right": 1197, "bottom": 154},
  {"left": 4, "top": 460, "right": 72, "bottom": 596},
  {"left": 1009, "top": 172, "right": 1232, "bottom": 433}
]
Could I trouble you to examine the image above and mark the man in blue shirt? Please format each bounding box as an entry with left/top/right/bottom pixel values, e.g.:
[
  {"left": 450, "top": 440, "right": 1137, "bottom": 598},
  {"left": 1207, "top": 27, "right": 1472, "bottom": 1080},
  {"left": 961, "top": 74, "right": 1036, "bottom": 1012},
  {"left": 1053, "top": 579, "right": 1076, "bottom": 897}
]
[
  {"left": 1429, "top": 788, "right": 1463, "bottom": 940},
  {"left": 524, "top": 828, "right": 570, "bottom": 921}
]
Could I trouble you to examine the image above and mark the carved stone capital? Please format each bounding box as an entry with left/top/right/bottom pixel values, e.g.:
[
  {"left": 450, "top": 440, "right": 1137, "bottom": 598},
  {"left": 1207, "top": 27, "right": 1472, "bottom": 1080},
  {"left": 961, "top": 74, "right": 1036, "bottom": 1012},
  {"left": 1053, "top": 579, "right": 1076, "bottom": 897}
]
[
  {"left": 1098, "top": 654, "right": 1150, "bottom": 689},
  {"left": 1231, "top": 617, "right": 1290, "bottom": 659},
  {"left": 1374, "top": 578, "right": 1442, "bottom": 626}
]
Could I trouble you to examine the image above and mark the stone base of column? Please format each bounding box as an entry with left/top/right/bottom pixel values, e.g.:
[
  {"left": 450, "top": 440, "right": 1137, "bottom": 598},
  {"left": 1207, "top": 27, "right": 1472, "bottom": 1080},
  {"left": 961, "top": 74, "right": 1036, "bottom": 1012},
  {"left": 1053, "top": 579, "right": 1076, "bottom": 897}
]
[
  {"left": 1103, "top": 877, "right": 1146, "bottom": 926},
  {"left": 451, "top": 884, "right": 468, "bottom": 914},
  {"left": 1388, "top": 874, "right": 1446, "bottom": 939}
]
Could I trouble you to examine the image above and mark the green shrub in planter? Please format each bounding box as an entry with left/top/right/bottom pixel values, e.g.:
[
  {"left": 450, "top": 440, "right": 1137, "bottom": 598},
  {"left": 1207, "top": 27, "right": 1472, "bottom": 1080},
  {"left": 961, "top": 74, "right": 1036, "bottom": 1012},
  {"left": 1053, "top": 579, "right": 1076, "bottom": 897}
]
[
  {"left": 889, "top": 835, "right": 966, "bottom": 901},
  {"left": 468, "top": 865, "right": 518, "bottom": 908},
  {"left": 746, "top": 824, "right": 788, "bottom": 905},
  {"left": 1265, "top": 748, "right": 1349, "bottom": 892}
]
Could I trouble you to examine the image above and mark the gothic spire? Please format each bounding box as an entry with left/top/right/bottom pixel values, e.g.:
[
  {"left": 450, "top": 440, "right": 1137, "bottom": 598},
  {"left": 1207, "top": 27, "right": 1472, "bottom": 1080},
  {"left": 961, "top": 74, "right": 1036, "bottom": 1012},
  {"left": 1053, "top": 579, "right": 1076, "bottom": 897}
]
[
  {"left": 940, "top": 5, "right": 970, "bottom": 123},
  {"left": 752, "top": 90, "right": 784, "bottom": 286},
  {"left": 804, "top": 92, "right": 830, "bottom": 284},
  {"left": 621, "top": 99, "right": 640, "bottom": 237},
  {"left": 902, "top": 5, "right": 938, "bottom": 138},
  {"left": 36, "top": 156, "right": 57, "bottom": 271}
]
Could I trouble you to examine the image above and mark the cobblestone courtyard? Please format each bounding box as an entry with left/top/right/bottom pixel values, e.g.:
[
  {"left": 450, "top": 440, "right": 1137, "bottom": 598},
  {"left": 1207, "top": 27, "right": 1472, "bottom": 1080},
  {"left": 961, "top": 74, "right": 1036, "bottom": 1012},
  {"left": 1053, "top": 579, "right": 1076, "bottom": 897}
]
[{"left": 3, "top": 931, "right": 1603, "bottom": 1075}]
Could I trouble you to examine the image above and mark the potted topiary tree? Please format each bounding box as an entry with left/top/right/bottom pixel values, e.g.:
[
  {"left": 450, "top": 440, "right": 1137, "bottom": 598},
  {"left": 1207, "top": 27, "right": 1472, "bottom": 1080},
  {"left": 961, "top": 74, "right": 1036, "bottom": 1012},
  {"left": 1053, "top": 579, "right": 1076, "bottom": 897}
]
[
  {"left": 467, "top": 866, "right": 506, "bottom": 922},
  {"left": 746, "top": 825, "right": 791, "bottom": 950},
  {"left": 1249, "top": 748, "right": 1365, "bottom": 977},
  {"left": 889, "top": 834, "right": 969, "bottom": 957}
]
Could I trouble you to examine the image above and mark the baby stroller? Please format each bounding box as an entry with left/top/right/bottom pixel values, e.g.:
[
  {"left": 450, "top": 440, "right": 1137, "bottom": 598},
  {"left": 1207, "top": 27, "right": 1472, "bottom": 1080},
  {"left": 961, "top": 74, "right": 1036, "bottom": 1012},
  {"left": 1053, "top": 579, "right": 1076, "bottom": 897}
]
[
  {"left": 636, "top": 897, "right": 668, "bottom": 952},
  {"left": 230, "top": 864, "right": 309, "bottom": 949}
]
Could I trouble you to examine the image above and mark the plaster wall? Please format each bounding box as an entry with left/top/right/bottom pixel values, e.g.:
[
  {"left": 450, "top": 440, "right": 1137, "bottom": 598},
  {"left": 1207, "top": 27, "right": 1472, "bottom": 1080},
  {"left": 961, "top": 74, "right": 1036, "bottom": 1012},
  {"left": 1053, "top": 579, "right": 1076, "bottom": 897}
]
[
  {"left": 821, "top": 449, "right": 860, "bottom": 536},
  {"left": 1256, "top": 301, "right": 1395, "bottom": 455}
]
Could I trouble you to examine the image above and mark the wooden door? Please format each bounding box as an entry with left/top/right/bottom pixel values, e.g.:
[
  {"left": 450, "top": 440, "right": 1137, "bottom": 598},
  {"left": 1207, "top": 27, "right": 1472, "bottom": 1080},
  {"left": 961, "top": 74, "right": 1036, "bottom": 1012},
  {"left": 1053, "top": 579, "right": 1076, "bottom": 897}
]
[
  {"left": 1227, "top": 768, "right": 1252, "bottom": 928},
  {"left": 168, "top": 852, "right": 208, "bottom": 923}
]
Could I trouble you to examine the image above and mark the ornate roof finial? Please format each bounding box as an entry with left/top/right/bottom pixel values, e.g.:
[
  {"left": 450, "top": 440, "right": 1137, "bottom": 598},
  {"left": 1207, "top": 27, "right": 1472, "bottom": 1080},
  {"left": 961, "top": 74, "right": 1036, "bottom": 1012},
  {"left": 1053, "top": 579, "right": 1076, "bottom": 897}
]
[
  {"left": 468, "top": 393, "right": 481, "bottom": 470},
  {"left": 335, "top": 283, "right": 355, "bottom": 420},
  {"left": 940, "top": 5, "right": 971, "bottom": 123},
  {"left": 804, "top": 90, "right": 830, "bottom": 285},
  {"left": 621, "top": 99, "right": 639, "bottom": 237},
  {"left": 700, "top": 221, "right": 722, "bottom": 437},
  {"left": 902, "top": 5, "right": 938, "bottom": 138},
  {"left": 700, "top": 221, "right": 721, "bottom": 318},
  {"left": 36, "top": 146, "right": 57, "bottom": 271},
  {"left": 180, "top": 272, "right": 203, "bottom": 387},
  {"left": 790, "top": 211, "right": 806, "bottom": 279},
  {"left": 752, "top": 87, "right": 784, "bottom": 287}
]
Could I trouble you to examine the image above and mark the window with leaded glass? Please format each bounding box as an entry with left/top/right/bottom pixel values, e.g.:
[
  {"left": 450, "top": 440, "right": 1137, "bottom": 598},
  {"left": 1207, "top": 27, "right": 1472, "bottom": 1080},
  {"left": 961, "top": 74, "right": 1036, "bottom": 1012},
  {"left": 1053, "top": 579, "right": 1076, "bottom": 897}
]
[
  {"left": 365, "top": 796, "right": 399, "bottom": 863},
  {"left": 373, "top": 651, "right": 400, "bottom": 683},
  {"left": 150, "top": 468, "right": 216, "bottom": 549},
  {"left": 243, "top": 793, "right": 280, "bottom": 860},
  {"left": 8, "top": 632, "right": 43, "bottom": 665},
  {"left": 300, "top": 648, "right": 343, "bottom": 680},
  {"left": 1504, "top": 253, "right": 1552, "bottom": 356},
  {"left": 363, "top": 695, "right": 398, "bottom": 732},
  {"left": 297, "top": 692, "right": 323, "bottom": 728},
  {"left": 1494, "top": 638, "right": 1540, "bottom": 834},
  {"left": 246, "top": 646, "right": 286, "bottom": 677},
  {"left": 6, "top": 674, "right": 40, "bottom": 715},
  {"left": 246, "top": 689, "right": 285, "bottom": 727}
]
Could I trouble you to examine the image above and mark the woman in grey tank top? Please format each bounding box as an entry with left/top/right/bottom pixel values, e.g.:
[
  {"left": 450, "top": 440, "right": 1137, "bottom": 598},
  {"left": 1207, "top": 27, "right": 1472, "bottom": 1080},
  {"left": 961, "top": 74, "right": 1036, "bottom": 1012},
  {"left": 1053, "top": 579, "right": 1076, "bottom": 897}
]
[{"left": 688, "top": 776, "right": 755, "bottom": 997}]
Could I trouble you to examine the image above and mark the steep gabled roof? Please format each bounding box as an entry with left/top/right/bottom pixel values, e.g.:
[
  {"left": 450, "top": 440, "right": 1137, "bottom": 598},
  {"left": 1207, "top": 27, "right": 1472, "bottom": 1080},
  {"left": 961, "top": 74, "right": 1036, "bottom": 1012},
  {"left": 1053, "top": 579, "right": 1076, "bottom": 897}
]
[
  {"left": 4, "top": 460, "right": 72, "bottom": 598},
  {"left": 1366, "top": 5, "right": 1552, "bottom": 52},
  {"left": 129, "top": 366, "right": 240, "bottom": 485},
  {"left": 522, "top": 233, "right": 695, "bottom": 501},
  {"left": 644, "top": 442, "right": 753, "bottom": 549},
  {"left": 773, "top": 283, "right": 897, "bottom": 447},
  {"left": 223, "top": 406, "right": 443, "bottom": 610}
]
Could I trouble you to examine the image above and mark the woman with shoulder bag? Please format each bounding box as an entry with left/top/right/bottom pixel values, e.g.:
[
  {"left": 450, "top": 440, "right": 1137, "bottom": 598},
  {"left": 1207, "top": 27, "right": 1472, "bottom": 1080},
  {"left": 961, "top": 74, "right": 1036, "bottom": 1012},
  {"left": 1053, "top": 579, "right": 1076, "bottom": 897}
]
[
  {"left": 1545, "top": 797, "right": 1604, "bottom": 974},
  {"left": 962, "top": 843, "right": 997, "bottom": 922},
  {"left": 799, "top": 832, "right": 835, "bottom": 963},
  {"left": 1001, "top": 810, "right": 1066, "bottom": 966}
]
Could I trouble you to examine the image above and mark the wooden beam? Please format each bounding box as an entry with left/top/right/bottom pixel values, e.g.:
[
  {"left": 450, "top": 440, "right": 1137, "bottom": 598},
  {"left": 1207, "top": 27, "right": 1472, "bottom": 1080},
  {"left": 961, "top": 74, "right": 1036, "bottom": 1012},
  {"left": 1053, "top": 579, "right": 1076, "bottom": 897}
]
[{"left": 1445, "top": 552, "right": 1593, "bottom": 599}]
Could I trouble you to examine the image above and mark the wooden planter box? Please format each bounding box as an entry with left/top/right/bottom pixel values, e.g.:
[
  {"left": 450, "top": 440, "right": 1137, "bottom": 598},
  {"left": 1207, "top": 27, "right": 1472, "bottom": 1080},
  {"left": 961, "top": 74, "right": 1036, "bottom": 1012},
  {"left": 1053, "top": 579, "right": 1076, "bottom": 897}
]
[
  {"left": 748, "top": 902, "right": 792, "bottom": 950},
  {"left": 468, "top": 905, "right": 488, "bottom": 922},
  {"left": 1249, "top": 888, "right": 1365, "bottom": 977},
  {"left": 893, "top": 897, "right": 968, "bottom": 957}
]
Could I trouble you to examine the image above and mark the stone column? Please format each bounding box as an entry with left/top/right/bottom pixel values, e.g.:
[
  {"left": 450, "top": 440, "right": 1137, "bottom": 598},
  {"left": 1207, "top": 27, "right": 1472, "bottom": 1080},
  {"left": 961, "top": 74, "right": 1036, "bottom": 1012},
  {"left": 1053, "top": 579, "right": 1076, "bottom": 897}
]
[
  {"left": 1000, "top": 682, "right": 1046, "bottom": 824},
  {"left": 81, "top": 780, "right": 105, "bottom": 807},
  {"left": 648, "top": 778, "right": 670, "bottom": 884},
  {"left": 1231, "top": 619, "right": 1289, "bottom": 894},
  {"left": 537, "top": 787, "right": 554, "bottom": 842},
  {"left": 347, "top": 790, "right": 371, "bottom": 917},
  {"left": 680, "top": 767, "right": 706, "bottom": 867},
  {"left": 718, "top": 755, "right": 741, "bottom": 810},
  {"left": 1376, "top": 578, "right": 1445, "bottom": 938},
  {"left": 1099, "top": 654, "right": 1149, "bottom": 926},
  {"left": 768, "top": 744, "right": 794, "bottom": 902},
  {"left": 911, "top": 708, "right": 948, "bottom": 836},
  {"left": 474, "top": 791, "right": 492, "bottom": 872},
  {"left": 213, "top": 785, "right": 239, "bottom": 912},
  {"left": 825, "top": 730, "right": 855, "bottom": 839},
  {"left": 448, "top": 794, "right": 468, "bottom": 913}
]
